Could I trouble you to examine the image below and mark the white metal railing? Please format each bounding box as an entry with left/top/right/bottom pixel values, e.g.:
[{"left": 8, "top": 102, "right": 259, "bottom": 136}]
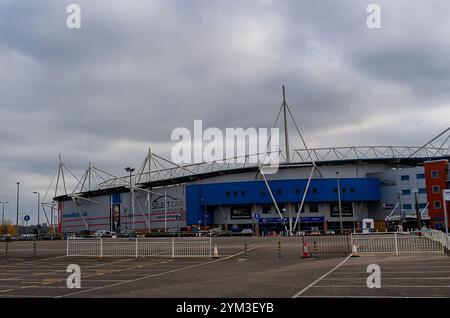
[
  {"left": 351, "top": 233, "right": 444, "bottom": 255},
  {"left": 66, "top": 237, "right": 212, "bottom": 259},
  {"left": 421, "top": 229, "right": 449, "bottom": 250}
]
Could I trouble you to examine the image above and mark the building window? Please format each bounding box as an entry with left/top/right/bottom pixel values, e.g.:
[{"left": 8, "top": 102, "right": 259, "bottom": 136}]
[
  {"left": 403, "top": 204, "right": 412, "bottom": 210},
  {"left": 402, "top": 189, "right": 411, "bottom": 195},
  {"left": 241, "top": 191, "right": 246, "bottom": 196},
  {"left": 309, "top": 203, "right": 319, "bottom": 213},
  {"left": 419, "top": 188, "right": 427, "bottom": 194},
  {"left": 233, "top": 191, "right": 238, "bottom": 197},
  {"left": 333, "top": 187, "right": 338, "bottom": 193},
  {"left": 431, "top": 170, "right": 439, "bottom": 179},
  {"left": 262, "top": 204, "right": 272, "bottom": 214},
  {"left": 295, "top": 203, "right": 305, "bottom": 213},
  {"left": 434, "top": 201, "right": 441, "bottom": 209},
  {"left": 418, "top": 203, "right": 427, "bottom": 209},
  {"left": 416, "top": 173, "right": 425, "bottom": 180},
  {"left": 350, "top": 188, "right": 355, "bottom": 193},
  {"left": 277, "top": 189, "right": 283, "bottom": 195},
  {"left": 295, "top": 188, "right": 301, "bottom": 194},
  {"left": 225, "top": 192, "right": 230, "bottom": 197},
  {"left": 401, "top": 175, "right": 410, "bottom": 181},
  {"left": 432, "top": 185, "right": 440, "bottom": 193},
  {"left": 342, "top": 188, "right": 347, "bottom": 193},
  {"left": 259, "top": 189, "right": 266, "bottom": 196}
]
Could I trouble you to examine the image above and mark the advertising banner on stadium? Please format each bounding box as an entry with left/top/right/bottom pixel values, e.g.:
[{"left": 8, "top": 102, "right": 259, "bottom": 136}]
[{"left": 329, "top": 202, "right": 353, "bottom": 217}]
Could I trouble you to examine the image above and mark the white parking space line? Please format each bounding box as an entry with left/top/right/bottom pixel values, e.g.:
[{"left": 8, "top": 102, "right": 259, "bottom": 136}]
[
  {"left": 56, "top": 249, "right": 255, "bottom": 298},
  {"left": 292, "top": 255, "right": 352, "bottom": 298}
]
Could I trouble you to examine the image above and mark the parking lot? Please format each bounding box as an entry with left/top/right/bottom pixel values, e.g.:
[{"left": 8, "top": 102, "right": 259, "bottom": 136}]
[{"left": 0, "top": 238, "right": 449, "bottom": 298}]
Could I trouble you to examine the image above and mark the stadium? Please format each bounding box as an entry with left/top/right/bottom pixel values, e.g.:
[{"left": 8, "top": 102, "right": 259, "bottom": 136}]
[{"left": 48, "top": 93, "right": 450, "bottom": 237}]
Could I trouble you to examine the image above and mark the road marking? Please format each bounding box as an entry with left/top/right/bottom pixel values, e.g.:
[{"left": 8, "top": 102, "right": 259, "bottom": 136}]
[
  {"left": 0, "top": 289, "right": 14, "bottom": 293},
  {"left": 56, "top": 248, "right": 257, "bottom": 298},
  {"left": 292, "top": 254, "right": 352, "bottom": 298}
]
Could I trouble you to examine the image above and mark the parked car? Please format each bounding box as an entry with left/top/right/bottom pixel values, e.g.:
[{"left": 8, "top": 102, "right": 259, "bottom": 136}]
[
  {"left": 241, "top": 229, "right": 254, "bottom": 235},
  {"left": 119, "top": 230, "right": 137, "bottom": 238},
  {"left": 325, "top": 230, "right": 336, "bottom": 235},
  {"left": 94, "top": 230, "right": 117, "bottom": 238},
  {"left": 310, "top": 227, "right": 321, "bottom": 236},
  {"left": 20, "top": 233, "right": 37, "bottom": 241},
  {"left": 0, "top": 234, "right": 11, "bottom": 241},
  {"left": 77, "top": 230, "right": 92, "bottom": 238}
]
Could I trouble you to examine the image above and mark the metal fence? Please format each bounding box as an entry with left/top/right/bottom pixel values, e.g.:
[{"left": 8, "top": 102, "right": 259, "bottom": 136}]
[
  {"left": 66, "top": 237, "right": 212, "bottom": 259},
  {"left": 351, "top": 233, "right": 444, "bottom": 255},
  {"left": 421, "top": 230, "right": 449, "bottom": 250},
  {"left": 303, "top": 235, "right": 351, "bottom": 255}
]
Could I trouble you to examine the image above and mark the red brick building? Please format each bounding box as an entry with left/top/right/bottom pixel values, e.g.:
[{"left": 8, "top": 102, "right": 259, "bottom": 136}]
[{"left": 424, "top": 160, "right": 450, "bottom": 230}]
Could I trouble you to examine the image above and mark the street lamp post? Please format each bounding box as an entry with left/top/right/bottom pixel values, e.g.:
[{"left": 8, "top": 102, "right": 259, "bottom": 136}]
[
  {"left": 16, "top": 182, "right": 20, "bottom": 236},
  {"left": 32, "top": 192, "right": 40, "bottom": 225},
  {"left": 0, "top": 201, "right": 9, "bottom": 234},
  {"left": 336, "top": 171, "right": 343, "bottom": 234},
  {"left": 125, "top": 167, "right": 135, "bottom": 231}
]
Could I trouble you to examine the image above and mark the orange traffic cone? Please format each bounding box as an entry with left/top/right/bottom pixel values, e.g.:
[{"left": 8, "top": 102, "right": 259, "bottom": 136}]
[{"left": 302, "top": 241, "right": 310, "bottom": 258}]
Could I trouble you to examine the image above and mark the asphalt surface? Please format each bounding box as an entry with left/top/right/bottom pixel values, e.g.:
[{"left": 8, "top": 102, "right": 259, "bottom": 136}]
[{"left": 0, "top": 238, "right": 449, "bottom": 298}]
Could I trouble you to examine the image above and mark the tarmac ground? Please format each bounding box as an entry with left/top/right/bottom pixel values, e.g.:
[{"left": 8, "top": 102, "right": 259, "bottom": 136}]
[{"left": 0, "top": 238, "right": 449, "bottom": 298}]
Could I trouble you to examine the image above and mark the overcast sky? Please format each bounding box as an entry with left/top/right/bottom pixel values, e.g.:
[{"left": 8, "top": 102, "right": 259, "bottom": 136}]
[{"left": 1, "top": 0, "right": 450, "bottom": 224}]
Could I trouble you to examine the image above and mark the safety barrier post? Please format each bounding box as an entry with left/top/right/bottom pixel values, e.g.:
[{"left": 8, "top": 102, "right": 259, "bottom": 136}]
[
  {"left": 209, "top": 237, "right": 212, "bottom": 259},
  {"left": 313, "top": 241, "right": 318, "bottom": 258},
  {"left": 66, "top": 238, "right": 69, "bottom": 258},
  {"left": 172, "top": 237, "right": 175, "bottom": 259},
  {"left": 278, "top": 241, "right": 281, "bottom": 259},
  {"left": 244, "top": 243, "right": 248, "bottom": 259},
  {"left": 5, "top": 241, "right": 8, "bottom": 258},
  {"left": 394, "top": 232, "right": 399, "bottom": 256},
  {"left": 100, "top": 238, "right": 103, "bottom": 259},
  {"left": 33, "top": 242, "right": 37, "bottom": 257},
  {"left": 135, "top": 238, "right": 139, "bottom": 259}
]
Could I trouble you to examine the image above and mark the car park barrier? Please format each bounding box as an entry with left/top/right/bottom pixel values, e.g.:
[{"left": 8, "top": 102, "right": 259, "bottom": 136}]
[
  {"left": 67, "top": 237, "right": 212, "bottom": 259},
  {"left": 350, "top": 232, "right": 444, "bottom": 255},
  {"left": 302, "top": 234, "right": 352, "bottom": 256}
]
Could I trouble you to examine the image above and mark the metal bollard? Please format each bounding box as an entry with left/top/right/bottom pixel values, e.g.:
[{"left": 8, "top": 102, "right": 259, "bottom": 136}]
[
  {"left": 278, "top": 241, "right": 281, "bottom": 259},
  {"left": 244, "top": 243, "right": 248, "bottom": 259},
  {"left": 5, "top": 241, "right": 8, "bottom": 258},
  {"left": 313, "top": 241, "right": 318, "bottom": 258},
  {"left": 33, "top": 242, "right": 37, "bottom": 257}
]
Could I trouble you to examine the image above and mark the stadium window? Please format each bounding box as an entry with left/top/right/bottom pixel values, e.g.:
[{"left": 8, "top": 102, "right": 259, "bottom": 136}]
[
  {"left": 342, "top": 188, "right": 347, "bottom": 193},
  {"left": 416, "top": 173, "right": 425, "bottom": 180},
  {"left": 277, "top": 189, "right": 283, "bottom": 195},
  {"left": 309, "top": 203, "right": 319, "bottom": 213},
  {"left": 312, "top": 188, "right": 318, "bottom": 193},
  {"left": 233, "top": 191, "right": 238, "bottom": 197},
  {"left": 401, "top": 175, "right": 410, "bottom": 181},
  {"left": 225, "top": 192, "right": 230, "bottom": 197},
  {"left": 259, "top": 189, "right": 266, "bottom": 196},
  {"left": 295, "top": 203, "right": 305, "bottom": 213},
  {"left": 350, "top": 188, "right": 355, "bottom": 193},
  {"left": 241, "top": 191, "right": 246, "bottom": 196},
  {"left": 402, "top": 204, "right": 412, "bottom": 210},
  {"left": 295, "top": 188, "right": 301, "bottom": 194},
  {"left": 333, "top": 187, "right": 338, "bottom": 193},
  {"left": 419, "top": 188, "right": 427, "bottom": 194},
  {"left": 431, "top": 170, "right": 439, "bottom": 179},
  {"left": 401, "top": 189, "right": 411, "bottom": 195},
  {"left": 433, "top": 185, "right": 440, "bottom": 193},
  {"left": 434, "top": 201, "right": 441, "bottom": 209},
  {"left": 262, "top": 204, "right": 271, "bottom": 214}
]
